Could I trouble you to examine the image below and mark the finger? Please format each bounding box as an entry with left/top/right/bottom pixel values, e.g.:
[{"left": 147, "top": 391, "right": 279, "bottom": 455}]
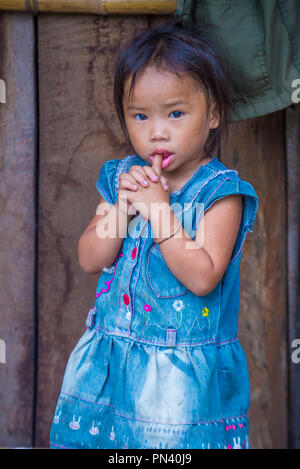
[
  {"left": 128, "top": 168, "right": 150, "bottom": 187},
  {"left": 151, "top": 154, "right": 163, "bottom": 178},
  {"left": 143, "top": 166, "right": 159, "bottom": 182},
  {"left": 119, "top": 188, "right": 134, "bottom": 203},
  {"left": 118, "top": 174, "right": 138, "bottom": 190},
  {"left": 160, "top": 175, "right": 169, "bottom": 191},
  {"left": 128, "top": 166, "right": 148, "bottom": 179}
]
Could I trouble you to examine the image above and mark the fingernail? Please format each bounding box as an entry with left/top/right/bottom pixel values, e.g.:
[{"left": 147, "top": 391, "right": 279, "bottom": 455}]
[
  {"left": 164, "top": 184, "right": 169, "bottom": 190},
  {"left": 132, "top": 184, "right": 138, "bottom": 189},
  {"left": 153, "top": 175, "right": 158, "bottom": 181},
  {"left": 143, "top": 180, "right": 148, "bottom": 186}
]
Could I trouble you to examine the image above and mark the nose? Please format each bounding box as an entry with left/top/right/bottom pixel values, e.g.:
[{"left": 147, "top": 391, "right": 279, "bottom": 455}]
[{"left": 150, "top": 119, "right": 169, "bottom": 142}]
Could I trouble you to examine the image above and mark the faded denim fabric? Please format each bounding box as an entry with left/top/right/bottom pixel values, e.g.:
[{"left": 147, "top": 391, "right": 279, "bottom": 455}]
[{"left": 50, "top": 154, "right": 259, "bottom": 449}]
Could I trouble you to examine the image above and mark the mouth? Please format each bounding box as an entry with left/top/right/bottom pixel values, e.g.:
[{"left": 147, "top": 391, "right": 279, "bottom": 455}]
[
  {"left": 150, "top": 151, "right": 175, "bottom": 169},
  {"left": 151, "top": 149, "right": 172, "bottom": 158}
]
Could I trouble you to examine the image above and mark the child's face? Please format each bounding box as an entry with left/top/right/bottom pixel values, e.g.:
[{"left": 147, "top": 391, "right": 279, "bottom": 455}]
[{"left": 122, "top": 66, "right": 219, "bottom": 184}]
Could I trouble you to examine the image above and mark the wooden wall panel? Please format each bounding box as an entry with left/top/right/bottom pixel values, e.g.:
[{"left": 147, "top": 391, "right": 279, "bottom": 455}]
[
  {"left": 286, "top": 103, "right": 300, "bottom": 449},
  {"left": 36, "top": 13, "right": 149, "bottom": 448},
  {"left": 0, "top": 13, "right": 36, "bottom": 447},
  {"left": 221, "top": 112, "right": 288, "bottom": 449}
]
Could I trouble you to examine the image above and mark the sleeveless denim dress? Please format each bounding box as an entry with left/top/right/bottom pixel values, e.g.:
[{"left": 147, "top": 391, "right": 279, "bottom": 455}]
[{"left": 50, "top": 154, "right": 259, "bottom": 449}]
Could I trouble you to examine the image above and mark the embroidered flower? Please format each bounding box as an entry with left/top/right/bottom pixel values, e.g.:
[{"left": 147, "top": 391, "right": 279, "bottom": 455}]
[
  {"left": 142, "top": 304, "right": 152, "bottom": 325},
  {"left": 123, "top": 294, "right": 130, "bottom": 305},
  {"left": 202, "top": 306, "right": 209, "bottom": 317},
  {"left": 171, "top": 300, "right": 184, "bottom": 329},
  {"left": 173, "top": 299, "right": 184, "bottom": 312}
]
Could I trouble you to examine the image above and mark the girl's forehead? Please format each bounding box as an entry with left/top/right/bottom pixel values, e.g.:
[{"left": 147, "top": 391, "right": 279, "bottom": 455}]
[{"left": 123, "top": 68, "right": 202, "bottom": 104}]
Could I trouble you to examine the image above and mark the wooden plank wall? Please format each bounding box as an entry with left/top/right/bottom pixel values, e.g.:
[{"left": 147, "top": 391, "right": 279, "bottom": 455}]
[
  {"left": 222, "top": 113, "right": 288, "bottom": 449},
  {"left": 0, "top": 12, "right": 36, "bottom": 447},
  {"left": 286, "top": 103, "right": 300, "bottom": 449},
  {"left": 0, "top": 12, "right": 291, "bottom": 448}
]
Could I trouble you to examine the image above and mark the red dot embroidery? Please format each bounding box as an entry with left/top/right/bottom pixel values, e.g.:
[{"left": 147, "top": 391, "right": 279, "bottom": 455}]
[
  {"left": 131, "top": 247, "right": 137, "bottom": 259},
  {"left": 123, "top": 294, "right": 130, "bottom": 305}
]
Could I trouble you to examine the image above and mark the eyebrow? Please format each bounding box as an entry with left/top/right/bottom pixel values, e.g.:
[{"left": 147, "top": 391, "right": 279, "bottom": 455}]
[{"left": 127, "top": 100, "right": 189, "bottom": 111}]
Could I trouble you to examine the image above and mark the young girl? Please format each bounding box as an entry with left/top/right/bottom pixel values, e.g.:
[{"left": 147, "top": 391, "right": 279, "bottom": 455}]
[{"left": 50, "top": 18, "right": 259, "bottom": 449}]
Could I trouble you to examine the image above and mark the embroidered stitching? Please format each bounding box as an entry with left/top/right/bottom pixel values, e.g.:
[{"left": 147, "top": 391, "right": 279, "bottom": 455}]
[
  {"left": 131, "top": 236, "right": 146, "bottom": 321},
  {"left": 59, "top": 391, "right": 249, "bottom": 426},
  {"left": 96, "top": 181, "right": 113, "bottom": 205},
  {"left": 230, "top": 227, "right": 249, "bottom": 263},
  {"left": 183, "top": 170, "right": 238, "bottom": 208},
  {"left": 115, "top": 155, "right": 138, "bottom": 197},
  {"left": 95, "top": 251, "right": 123, "bottom": 298},
  {"left": 146, "top": 247, "right": 190, "bottom": 299},
  {"left": 203, "top": 177, "right": 237, "bottom": 209},
  {"left": 86, "top": 322, "right": 238, "bottom": 348},
  {"left": 169, "top": 157, "right": 217, "bottom": 196}
]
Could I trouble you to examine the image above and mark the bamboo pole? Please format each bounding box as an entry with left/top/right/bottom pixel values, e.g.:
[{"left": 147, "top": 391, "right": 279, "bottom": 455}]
[{"left": 0, "top": 0, "right": 176, "bottom": 14}]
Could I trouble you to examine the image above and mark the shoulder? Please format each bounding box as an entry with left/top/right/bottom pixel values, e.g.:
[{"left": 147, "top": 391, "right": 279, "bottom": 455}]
[
  {"left": 196, "top": 158, "right": 259, "bottom": 218},
  {"left": 183, "top": 158, "right": 259, "bottom": 248}
]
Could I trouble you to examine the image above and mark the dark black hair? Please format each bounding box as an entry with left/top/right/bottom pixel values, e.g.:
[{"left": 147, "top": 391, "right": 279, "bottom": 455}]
[{"left": 114, "top": 17, "right": 232, "bottom": 158}]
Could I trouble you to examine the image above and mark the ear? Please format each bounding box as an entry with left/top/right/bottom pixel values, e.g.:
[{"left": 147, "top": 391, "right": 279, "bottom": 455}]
[
  {"left": 209, "top": 103, "right": 220, "bottom": 130},
  {"left": 210, "top": 115, "right": 220, "bottom": 130}
]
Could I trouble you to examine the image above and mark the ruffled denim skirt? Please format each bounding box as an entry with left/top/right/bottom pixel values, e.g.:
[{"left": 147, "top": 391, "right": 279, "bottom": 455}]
[{"left": 50, "top": 327, "right": 251, "bottom": 449}]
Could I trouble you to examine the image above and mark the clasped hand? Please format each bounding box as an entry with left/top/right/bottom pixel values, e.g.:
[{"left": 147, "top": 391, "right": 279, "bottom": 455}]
[{"left": 118, "top": 155, "right": 170, "bottom": 221}]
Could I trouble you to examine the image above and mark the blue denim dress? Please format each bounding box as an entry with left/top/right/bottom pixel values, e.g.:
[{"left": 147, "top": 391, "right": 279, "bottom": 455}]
[{"left": 50, "top": 154, "right": 259, "bottom": 449}]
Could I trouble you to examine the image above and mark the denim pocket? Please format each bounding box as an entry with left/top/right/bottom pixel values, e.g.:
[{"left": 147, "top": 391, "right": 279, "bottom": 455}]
[{"left": 146, "top": 244, "right": 190, "bottom": 298}]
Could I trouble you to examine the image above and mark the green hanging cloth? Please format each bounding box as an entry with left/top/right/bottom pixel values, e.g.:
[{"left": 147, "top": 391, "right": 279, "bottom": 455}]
[{"left": 175, "top": 0, "right": 300, "bottom": 122}]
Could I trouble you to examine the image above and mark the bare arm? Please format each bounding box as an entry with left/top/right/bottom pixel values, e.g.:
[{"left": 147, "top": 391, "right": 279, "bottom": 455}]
[
  {"left": 151, "top": 195, "right": 243, "bottom": 296},
  {"left": 78, "top": 196, "right": 133, "bottom": 275}
]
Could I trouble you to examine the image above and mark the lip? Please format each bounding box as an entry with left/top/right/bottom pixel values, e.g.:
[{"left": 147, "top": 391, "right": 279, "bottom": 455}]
[
  {"left": 150, "top": 152, "right": 175, "bottom": 169},
  {"left": 151, "top": 149, "right": 172, "bottom": 157}
]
